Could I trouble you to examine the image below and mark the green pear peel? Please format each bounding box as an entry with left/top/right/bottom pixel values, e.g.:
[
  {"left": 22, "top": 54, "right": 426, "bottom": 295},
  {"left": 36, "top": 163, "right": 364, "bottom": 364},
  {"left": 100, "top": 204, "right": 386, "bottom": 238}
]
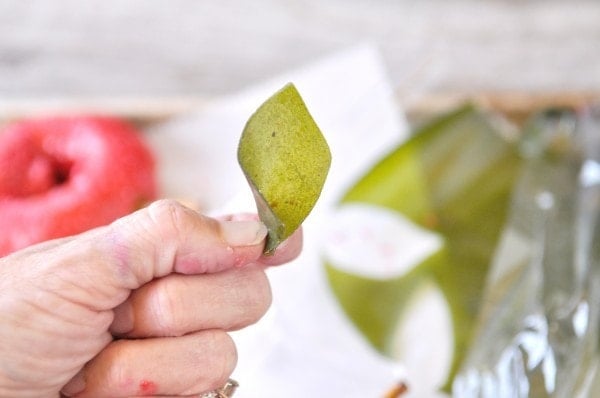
[{"left": 238, "top": 83, "right": 331, "bottom": 254}]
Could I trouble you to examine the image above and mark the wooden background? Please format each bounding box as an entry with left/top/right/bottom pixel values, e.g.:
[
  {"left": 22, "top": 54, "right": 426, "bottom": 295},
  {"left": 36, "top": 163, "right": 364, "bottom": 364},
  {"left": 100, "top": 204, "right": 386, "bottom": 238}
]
[{"left": 0, "top": 0, "right": 599, "bottom": 105}]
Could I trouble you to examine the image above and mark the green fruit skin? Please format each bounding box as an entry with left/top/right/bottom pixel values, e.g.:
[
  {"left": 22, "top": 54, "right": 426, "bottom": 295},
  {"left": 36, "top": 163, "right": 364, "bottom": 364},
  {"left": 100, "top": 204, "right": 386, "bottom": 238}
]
[{"left": 238, "top": 83, "right": 331, "bottom": 254}]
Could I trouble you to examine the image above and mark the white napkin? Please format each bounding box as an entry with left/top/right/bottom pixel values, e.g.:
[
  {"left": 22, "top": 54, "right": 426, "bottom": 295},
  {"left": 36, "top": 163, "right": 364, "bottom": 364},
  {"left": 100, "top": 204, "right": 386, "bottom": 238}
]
[{"left": 145, "top": 44, "right": 420, "bottom": 397}]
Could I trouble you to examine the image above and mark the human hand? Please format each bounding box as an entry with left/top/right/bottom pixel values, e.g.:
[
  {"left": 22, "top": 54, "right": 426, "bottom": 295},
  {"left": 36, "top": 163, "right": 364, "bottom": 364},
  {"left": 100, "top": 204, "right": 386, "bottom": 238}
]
[{"left": 0, "top": 199, "right": 302, "bottom": 397}]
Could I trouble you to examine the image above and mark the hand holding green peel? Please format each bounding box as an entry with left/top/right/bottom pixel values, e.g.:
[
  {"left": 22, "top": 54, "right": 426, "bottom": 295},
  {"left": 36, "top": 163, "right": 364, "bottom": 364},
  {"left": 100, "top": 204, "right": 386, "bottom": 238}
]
[{"left": 238, "top": 83, "right": 331, "bottom": 254}]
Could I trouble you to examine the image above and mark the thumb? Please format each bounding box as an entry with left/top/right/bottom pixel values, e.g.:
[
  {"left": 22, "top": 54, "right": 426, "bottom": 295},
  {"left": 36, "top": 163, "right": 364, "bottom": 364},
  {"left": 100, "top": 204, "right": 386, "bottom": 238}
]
[{"left": 6, "top": 199, "right": 268, "bottom": 312}]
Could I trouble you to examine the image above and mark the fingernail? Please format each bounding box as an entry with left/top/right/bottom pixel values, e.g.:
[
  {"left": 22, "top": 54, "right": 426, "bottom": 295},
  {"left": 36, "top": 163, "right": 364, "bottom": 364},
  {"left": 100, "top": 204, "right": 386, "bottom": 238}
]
[
  {"left": 61, "top": 370, "right": 86, "bottom": 396},
  {"left": 219, "top": 220, "right": 268, "bottom": 247}
]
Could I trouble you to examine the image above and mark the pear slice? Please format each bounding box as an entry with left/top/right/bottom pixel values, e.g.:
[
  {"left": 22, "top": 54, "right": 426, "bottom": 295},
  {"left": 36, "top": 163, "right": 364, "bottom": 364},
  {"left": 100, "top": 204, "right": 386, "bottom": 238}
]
[
  {"left": 325, "top": 105, "right": 523, "bottom": 390},
  {"left": 238, "top": 83, "right": 331, "bottom": 254}
]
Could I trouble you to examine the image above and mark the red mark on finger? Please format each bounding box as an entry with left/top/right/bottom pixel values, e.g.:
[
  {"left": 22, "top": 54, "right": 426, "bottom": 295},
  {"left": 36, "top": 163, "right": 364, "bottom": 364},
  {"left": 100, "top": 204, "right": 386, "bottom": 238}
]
[{"left": 139, "top": 379, "right": 158, "bottom": 395}]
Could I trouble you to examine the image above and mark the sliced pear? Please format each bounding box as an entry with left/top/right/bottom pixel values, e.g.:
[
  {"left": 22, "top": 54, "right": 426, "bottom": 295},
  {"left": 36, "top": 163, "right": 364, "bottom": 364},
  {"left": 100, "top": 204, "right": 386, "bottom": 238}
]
[
  {"left": 325, "top": 105, "right": 522, "bottom": 390},
  {"left": 238, "top": 83, "right": 331, "bottom": 254}
]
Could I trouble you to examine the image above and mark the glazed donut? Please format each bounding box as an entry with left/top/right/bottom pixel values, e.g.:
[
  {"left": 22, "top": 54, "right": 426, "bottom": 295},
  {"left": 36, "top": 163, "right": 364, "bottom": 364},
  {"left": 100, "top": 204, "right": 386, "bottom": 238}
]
[{"left": 0, "top": 116, "right": 157, "bottom": 256}]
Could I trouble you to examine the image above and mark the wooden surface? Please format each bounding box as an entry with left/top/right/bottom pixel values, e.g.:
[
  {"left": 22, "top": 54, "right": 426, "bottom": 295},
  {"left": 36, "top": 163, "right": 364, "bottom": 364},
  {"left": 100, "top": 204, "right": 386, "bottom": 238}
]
[
  {"left": 0, "top": 0, "right": 599, "bottom": 99},
  {"left": 404, "top": 91, "right": 600, "bottom": 125}
]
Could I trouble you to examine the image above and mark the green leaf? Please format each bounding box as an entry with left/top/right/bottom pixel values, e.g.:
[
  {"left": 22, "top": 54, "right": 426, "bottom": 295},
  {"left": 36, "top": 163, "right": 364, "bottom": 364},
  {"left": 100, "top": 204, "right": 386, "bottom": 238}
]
[
  {"left": 238, "top": 83, "right": 331, "bottom": 254},
  {"left": 326, "top": 105, "right": 522, "bottom": 390}
]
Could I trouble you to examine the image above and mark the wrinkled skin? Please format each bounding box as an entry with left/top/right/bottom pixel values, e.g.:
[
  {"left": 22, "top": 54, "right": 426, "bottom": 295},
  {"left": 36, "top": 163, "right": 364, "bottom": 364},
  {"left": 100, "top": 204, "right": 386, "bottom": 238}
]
[{"left": 0, "top": 200, "right": 302, "bottom": 397}]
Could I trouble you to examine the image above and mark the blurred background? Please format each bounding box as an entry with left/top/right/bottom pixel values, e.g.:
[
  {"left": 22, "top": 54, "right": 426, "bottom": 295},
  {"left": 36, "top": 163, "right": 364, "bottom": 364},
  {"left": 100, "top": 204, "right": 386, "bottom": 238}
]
[
  {"left": 1, "top": 0, "right": 599, "bottom": 101},
  {"left": 2, "top": 1, "right": 600, "bottom": 397}
]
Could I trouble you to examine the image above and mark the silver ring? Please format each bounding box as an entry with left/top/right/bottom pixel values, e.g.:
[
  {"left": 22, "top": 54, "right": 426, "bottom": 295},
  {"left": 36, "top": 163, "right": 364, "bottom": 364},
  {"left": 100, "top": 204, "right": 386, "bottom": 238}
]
[{"left": 200, "top": 379, "right": 239, "bottom": 398}]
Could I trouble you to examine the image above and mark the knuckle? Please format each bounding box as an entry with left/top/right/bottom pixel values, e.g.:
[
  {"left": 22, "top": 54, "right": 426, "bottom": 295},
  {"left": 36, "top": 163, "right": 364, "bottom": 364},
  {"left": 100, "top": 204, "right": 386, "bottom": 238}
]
[
  {"left": 101, "top": 340, "right": 132, "bottom": 386},
  {"left": 150, "top": 280, "right": 183, "bottom": 336},
  {"left": 230, "top": 268, "right": 272, "bottom": 328},
  {"left": 147, "top": 199, "right": 217, "bottom": 243},
  {"left": 148, "top": 199, "right": 190, "bottom": 235},
  {"left": 243, "top": 269, "right": 273, "bottom": 322},
  {"left": 204, "top": 330, "right": 237, "bottom": 387}
]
